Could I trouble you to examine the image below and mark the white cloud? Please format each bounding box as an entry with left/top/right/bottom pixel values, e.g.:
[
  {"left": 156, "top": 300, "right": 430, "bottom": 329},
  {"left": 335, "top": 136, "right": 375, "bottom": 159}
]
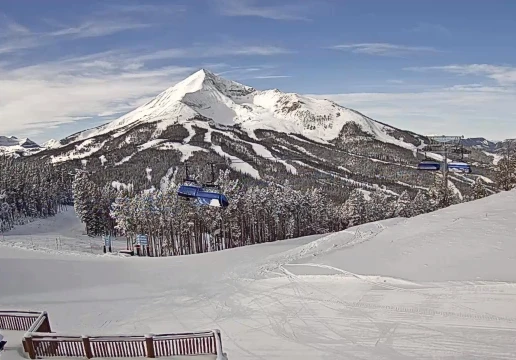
[
  {"left": 0, "top": 56, "right": 197, "bottom": 139},
  {"left": 330, "top": 43, "right": 440, "bottom": 56},
  {"left": 406, "top": 64, "right": 516, "bottom": 85},
  {"left": 216, "top": 0, "right": 312, "bottom": 21},
  {"left": 0, "top": 19, "right": 152, "bottom": 55},
  {"left": 309, "top": 87, "right": 516, "bottom": 139},
  {"left": 48, "top": 20, "right": 151, "bottom": 39},
  {"left": 0, "top": 7, "right": 167, "bottom": 56},
  {"left": 129, "top": 45, "right": 291, "bottom": 62},
  {"left": 0, "top": 14, "right": 30, "bottom": 36},
  {"left": 0, "top": 47, "right": 288, "bottom": 141}
]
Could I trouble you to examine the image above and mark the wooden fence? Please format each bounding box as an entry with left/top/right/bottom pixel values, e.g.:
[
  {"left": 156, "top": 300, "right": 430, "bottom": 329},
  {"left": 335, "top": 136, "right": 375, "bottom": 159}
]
[
  {"left": 1, "top": 310, "right": 226, "bottom": 359},
  {"left": 0, "top": 310, "right": 48, "bottom": 332},
  {"left": 0, "top": 310, "right": 53, "bottom": 356},
  {"left": 24, "top": 330, "right": 225, "bottom": 359}
]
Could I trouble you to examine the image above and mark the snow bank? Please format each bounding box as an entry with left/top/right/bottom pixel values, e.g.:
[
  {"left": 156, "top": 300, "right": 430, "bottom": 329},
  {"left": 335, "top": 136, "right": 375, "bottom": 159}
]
[{"left": 284, "top": 190, "right": 516, "bottom": 282}]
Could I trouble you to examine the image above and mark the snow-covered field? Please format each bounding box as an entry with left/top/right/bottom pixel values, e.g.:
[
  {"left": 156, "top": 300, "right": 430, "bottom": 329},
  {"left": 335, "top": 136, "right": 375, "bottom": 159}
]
[{"left": 2, "top": 191, "right": 516, "bottom": 359}]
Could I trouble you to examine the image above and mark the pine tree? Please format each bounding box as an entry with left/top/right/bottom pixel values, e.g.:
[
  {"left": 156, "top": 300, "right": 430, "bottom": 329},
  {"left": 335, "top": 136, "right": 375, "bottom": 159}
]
[
  {"left": 343, "top": 189, "right": 367, "bottom": 227},
  {"left": 367, "top": 191, "right": 390, "bottom": 222},
  {"left": 495, "top": 156, "right": 516, "bottom": 191},
  {"left": 411, "top": 190, "right": 431, "bottom": 216},
  {"left": 393, "top": 190, "right": 412, "bottom": 218},
  {"left": 428, "top": 175, "right": 460, "bottom": 209},
  {"left": 472, "top": 177, "right": 489, "bottom": 200}
]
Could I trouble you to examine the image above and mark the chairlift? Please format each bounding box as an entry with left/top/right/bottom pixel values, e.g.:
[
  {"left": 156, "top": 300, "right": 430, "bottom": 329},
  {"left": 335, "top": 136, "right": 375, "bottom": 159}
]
[
  {"left": 177, "top": 163, "right": 203, "bottom": 199},
  {"left": 196, "top": 163, "right": 229, "bottom": 208},
  {"left": 417, "top": 160, "right": 441, "bottom": 171},
  {"left": 196, "top": 190, "right": 230, "bottom": 208},
  {"left": 448, "top": 161, "right": 472, "bottom": 174},
  {"left": 177, "top": 163, "right": 230, "bottom": 208},
  {"left": 451, "top": 145, "right": 472, "bottom": 159},
  {"left": 417, "top": 151, "right": 441, "bottom": 171}
]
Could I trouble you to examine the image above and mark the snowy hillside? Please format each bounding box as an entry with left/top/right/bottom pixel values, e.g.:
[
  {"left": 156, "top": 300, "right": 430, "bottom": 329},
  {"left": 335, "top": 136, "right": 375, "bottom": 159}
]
[
  {"left": 0, "top": 135, "right": 42, "bottom": 156},
  {"left": 61, "top": 69, "right": 422, "bottom": 149},
  {"left": 33, "top": 69, "right": 494, "bottom": 201},
  {"left": 462, "top": 137, "right": 499, "bottom": 152},
  {"left": 2, "top": 190, "right": 516, "bottom": 359}
]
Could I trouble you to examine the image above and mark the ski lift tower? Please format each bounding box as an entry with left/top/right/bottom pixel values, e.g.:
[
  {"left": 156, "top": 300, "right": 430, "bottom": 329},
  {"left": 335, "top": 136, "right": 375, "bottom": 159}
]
[{"left": 423, "top": 135, "right": 464, "bottom": 205}]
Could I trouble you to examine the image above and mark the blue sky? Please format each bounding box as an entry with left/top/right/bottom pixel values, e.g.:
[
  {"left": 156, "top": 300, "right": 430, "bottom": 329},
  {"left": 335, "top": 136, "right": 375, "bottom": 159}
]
[{"left": 1, "top": 0, "right": 515, "bottom": 143}]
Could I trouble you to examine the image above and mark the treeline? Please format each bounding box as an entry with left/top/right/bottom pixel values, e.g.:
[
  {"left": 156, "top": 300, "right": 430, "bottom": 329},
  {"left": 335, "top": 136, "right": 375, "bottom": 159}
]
[
  {"left": 72, "top": 167, "right": 490, "bottom": 257},
  {"left": 0, "top": 156, "right": 72, "bottom": 232}
]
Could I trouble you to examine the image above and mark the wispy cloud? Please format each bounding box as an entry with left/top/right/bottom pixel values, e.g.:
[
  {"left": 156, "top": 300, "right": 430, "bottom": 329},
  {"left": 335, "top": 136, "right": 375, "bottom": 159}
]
[
  {"left": 309, "top": 87, "right": 516, "bottom": 139},
  {"left": 216, "top": 0, "right": 312, "bottom": 21},
  {"left": 0, "top": 48, "right": 287, "bottom": 140},
  {"left": 0, "top": 14, "right": 39, "bottom": 54},
  {"left": 134, "top": 45, "right": 292, "bottom": 62},
  {"left": 0, "top": 14, "right": 30, "bottom": 36},
  {"left": 405, "top": 64, "right": 516, "bottom": 85},
  {"left": 329, "top": 43, "right": 440, "bottom": 56},
  {"left": 0, "top": 53, "right": 195, "bottom": 138},
  {"left": 48, "top": 20, "right": 151, "bottom": 39},
  {"left": 0, "top": 11, "right": 158, "bottom": 55}
]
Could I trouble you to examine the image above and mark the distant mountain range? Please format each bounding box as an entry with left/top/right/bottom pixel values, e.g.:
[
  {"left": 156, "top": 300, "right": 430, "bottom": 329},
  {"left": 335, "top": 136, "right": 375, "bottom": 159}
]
[
  {"left": 16, "top": 69, "right": 499, "bottom": 199},
  {"left": 0, "top": 136, "right": 42, "bottom": 157}
]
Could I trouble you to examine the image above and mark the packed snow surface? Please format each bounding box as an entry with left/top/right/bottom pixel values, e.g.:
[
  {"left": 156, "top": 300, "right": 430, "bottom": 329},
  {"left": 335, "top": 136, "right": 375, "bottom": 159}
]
[{"left": 2, "top": 191, "right": 516, "bottom": 359}]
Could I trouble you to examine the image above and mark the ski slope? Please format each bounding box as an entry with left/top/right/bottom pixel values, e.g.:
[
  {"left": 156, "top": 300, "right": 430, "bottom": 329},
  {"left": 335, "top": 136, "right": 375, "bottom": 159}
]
[
  {"left": 2, "top": 191, "right": 516, "bottom": 359},
  {"left": 60, "top": 69, "right": 420, "bottom": 153}
]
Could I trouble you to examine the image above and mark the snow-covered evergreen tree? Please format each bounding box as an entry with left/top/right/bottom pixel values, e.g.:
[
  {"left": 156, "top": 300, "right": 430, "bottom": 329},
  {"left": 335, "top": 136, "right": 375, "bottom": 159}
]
[
  {"left": 411, "top": 190, "right": 432, "bottom": 216},
  {"left": 472, "top": 177, "right": 489, "bottom": 200},
  {"left": 367, "top": 191, "right": 391, "bottom": 222},
  {"left": 343, "top": 189, "right": 367, "bottom": 227},
  {"left": 428, "top": 176, "right": 460, "bottom": 209},
  {"left": 392, "top": 190, "right": 412, "bottom": 218},
  {"left": 495, "top": 156, "right": 516, "bottom": 191}
]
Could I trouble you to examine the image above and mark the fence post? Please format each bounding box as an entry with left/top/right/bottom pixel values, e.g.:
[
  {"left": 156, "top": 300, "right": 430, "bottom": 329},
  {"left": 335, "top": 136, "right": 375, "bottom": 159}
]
[
  {"left": 82, "top": 335, "right": 93, "bottom": 359},
  {"left": 213, "top": 330, "right": 227, "bottom": 360},
  {"left": 41, "top": 311, "right": 52, "bottom": 333},
  {"left": 24, "top": 333, "right": 36, "bottom": 360},
  {"left": 145, "top": 334, "right": 155, "bottom": 358}
]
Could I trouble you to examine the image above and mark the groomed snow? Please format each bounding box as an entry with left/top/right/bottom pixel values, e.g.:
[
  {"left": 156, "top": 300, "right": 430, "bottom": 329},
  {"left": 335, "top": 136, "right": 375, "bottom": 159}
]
[
  {"left": 3, "top": 191, "right": 516, "bottom": 359},
  {"left": 158, "top": 142, "right": 208, "bottom": 162},
  {"left": 211, "top": 145, "right": 260, "bottom": 179}
]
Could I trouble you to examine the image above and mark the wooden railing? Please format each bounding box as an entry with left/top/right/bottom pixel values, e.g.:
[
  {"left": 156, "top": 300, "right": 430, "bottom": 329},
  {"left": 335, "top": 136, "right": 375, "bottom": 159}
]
[
  {"left": 1, "top": 310, "right": 226, "bottom": 359},
  {"left": 24, "top": 330, "right": 226, "bottom": 359},
  {"left": 0, "top": 310, "right": 43, "bottom": 331}
]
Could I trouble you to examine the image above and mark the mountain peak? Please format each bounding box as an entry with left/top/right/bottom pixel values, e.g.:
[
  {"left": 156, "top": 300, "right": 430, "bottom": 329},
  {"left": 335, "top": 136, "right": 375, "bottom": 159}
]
[
  {"left": 168, "top": 68, "right": 255, "bottom": 98},
  {"left": 59, "top": 69, "right": 424, "bottom": 152}
]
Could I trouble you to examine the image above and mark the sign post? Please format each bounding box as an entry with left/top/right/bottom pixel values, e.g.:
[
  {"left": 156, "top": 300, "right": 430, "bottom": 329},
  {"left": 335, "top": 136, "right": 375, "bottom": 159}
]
[
  {"left": 102, "top": 235, "right": 112, "bottom": 253},
  {"left": 136, "top": 235, "right": 148, "bottom": 256}
]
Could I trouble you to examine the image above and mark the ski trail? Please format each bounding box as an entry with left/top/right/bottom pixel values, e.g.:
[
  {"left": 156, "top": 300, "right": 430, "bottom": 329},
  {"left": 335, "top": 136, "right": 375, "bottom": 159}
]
[{"left": 286, "top": 263, "right": 516, "bottom": 323}]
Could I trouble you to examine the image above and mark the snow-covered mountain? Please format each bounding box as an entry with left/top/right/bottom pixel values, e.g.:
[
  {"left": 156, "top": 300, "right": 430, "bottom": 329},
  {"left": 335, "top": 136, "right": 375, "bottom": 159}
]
[
  {"left": 0, "top": 135, "right": 42, "bottom": 156},
  {"left": 462, "top": 137, "right": 499, "bottom": 152},
  {"left": 459, "top": 137, "right": 516, "bottom": 165},
  {"left": 60, "top": 69, "right": 423, "bottom": 149},
  {"left": 43, "top": 139, "right": 62, "bottom": 149},
  {"left": 39, "top": 69, "right": 494, "bottom": 199}
]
